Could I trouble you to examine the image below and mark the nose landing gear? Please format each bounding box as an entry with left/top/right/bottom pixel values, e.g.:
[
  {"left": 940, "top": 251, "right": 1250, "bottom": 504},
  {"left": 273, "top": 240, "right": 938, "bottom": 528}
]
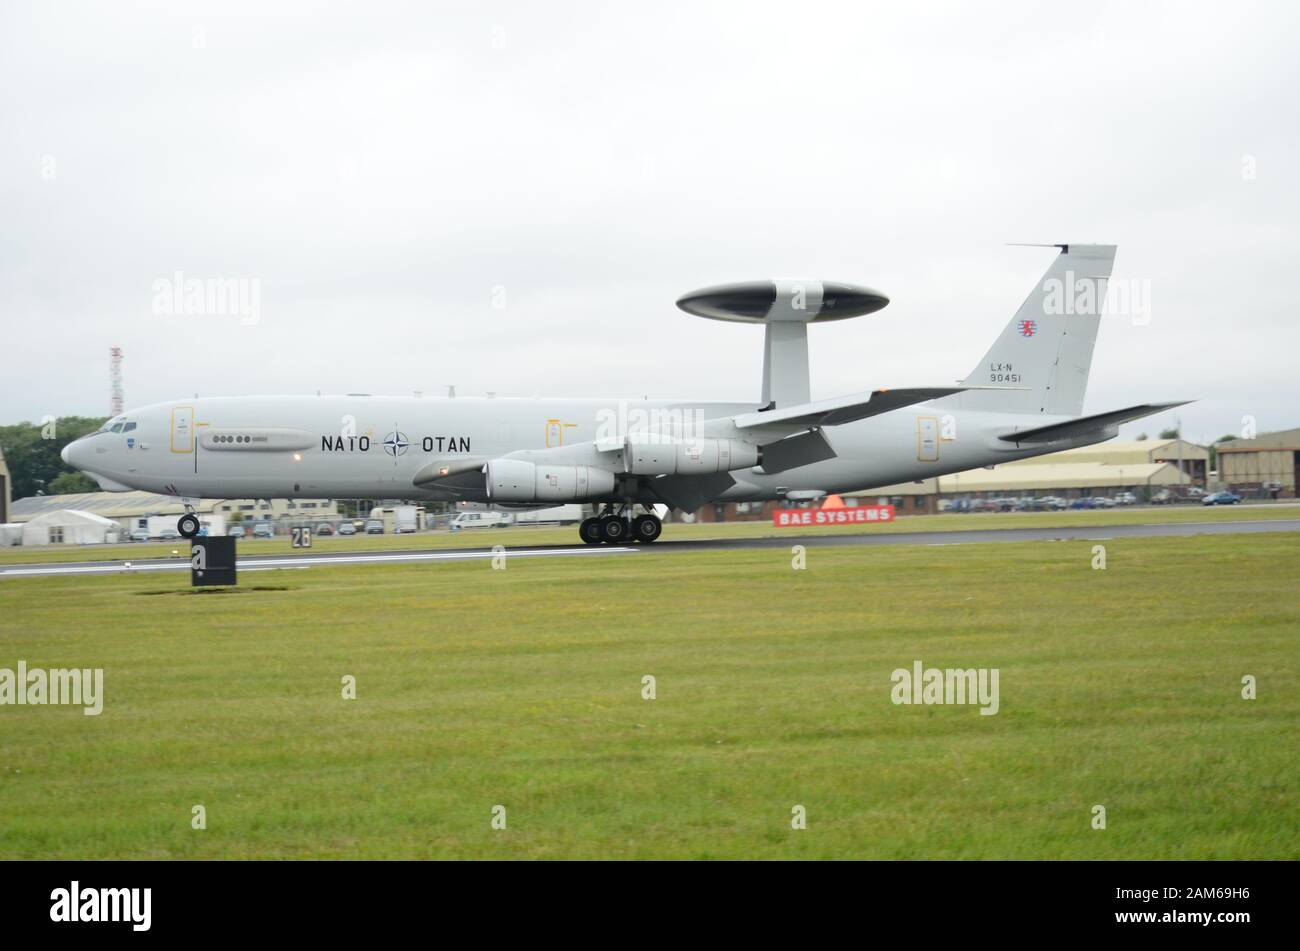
[
  {"left": 177, "top": 509, "right": 201, "bottom": 539},
  {"left": 579, "top": 507, "right": 662, "bottom": 545}
]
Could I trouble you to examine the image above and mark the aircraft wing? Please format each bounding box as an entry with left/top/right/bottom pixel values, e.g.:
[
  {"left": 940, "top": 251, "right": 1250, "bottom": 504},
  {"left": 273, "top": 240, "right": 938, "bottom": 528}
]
[
  {"left": 731, "top": 387, "right": 969, "bottom": 431},
  {"left": 997, "top": 401, "right": 1193, "bottom": 445}
]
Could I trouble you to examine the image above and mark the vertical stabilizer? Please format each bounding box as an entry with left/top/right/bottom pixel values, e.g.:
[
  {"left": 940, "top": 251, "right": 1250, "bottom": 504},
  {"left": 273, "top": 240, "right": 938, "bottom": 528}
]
[{"left": 956, "top": 244, "right": 1116, "bottom": 416}]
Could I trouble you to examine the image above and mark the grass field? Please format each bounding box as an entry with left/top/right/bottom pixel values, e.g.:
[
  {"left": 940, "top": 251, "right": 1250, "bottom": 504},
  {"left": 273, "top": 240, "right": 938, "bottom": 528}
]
[
  {"left": 1, "top": 526, "right": 1296, "bottom": 859},
  {"left": 1, "top": 501, "right": 1297, "bottom": 566}
]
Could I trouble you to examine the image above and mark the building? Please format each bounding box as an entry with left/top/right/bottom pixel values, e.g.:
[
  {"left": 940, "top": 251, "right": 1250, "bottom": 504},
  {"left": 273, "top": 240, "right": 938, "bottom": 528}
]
[
  {"left": 0, "top": 444, "right": 10, "bottom": 523},
  {"left": 9, "top": 491, "right": 340, "bottom": 534},
  {"left": 857, "top": 461, "right": 1194, "bottom": 514},
  {"left": 680, "top": 438, "right": 1208, "bottom": 521},
  {"left": 1216, "top": 428, "right": 1300, "bottom": 498},
  {"left": 1009, "top": 438, "right": 1209, "bottom": 484},
  {"left": 21, "top": 509, "right": 119, "bottom": 546},
  {"left": 850, "top": 439, "right": 1207, "bottom": 515}
]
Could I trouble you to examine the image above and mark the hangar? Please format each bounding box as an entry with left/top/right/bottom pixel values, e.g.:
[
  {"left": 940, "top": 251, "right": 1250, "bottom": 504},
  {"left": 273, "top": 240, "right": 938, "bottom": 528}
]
[
  {"left": 683, "top": 439, "right": 1208, "bottom": 521},
  {"left": 8, "top": 491, "right": 339, "bottom": 534},
  {"left": 1215, "top": 428, "right": 1300, "bottom": 498},
  {"left": 858, "top": 462, "right": 1193, "bottom": 514},
  {"left": 1014, "top": 438, "right": 1210, "bottom": 485},
  {"left": 855, "top": 439, "right": 1207, "bottom": 513}
]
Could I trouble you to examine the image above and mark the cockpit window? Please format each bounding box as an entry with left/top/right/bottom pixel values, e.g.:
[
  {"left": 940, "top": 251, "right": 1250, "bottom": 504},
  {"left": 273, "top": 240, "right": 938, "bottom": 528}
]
[
  {"left": 98, "top": 416, "right": 126, "bottom": 434},
  {"left": 122, "top": 422, "right": 137, "bottom": 432},
  {"left": 110, "top": 423, "right": 124, "bottom": 433}
]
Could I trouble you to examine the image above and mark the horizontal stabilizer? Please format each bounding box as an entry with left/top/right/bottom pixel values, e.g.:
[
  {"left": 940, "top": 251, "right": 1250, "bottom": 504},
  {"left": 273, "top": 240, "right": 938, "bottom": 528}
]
[
  {"left": 997, "top": 401, "right": 1192, "bottom": 445},
  {"left": 733, "top": 387, "right": 967, "bottom": 430}
]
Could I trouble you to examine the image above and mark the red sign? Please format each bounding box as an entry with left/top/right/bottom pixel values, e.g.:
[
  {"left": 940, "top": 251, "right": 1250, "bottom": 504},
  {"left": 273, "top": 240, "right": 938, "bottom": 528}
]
[{"left": 772, "top": 505, "right": 895, "bottom": 527}]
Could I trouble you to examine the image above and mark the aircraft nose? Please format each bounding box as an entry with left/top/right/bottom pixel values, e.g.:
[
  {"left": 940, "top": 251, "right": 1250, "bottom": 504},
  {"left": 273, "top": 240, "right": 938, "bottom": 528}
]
[{"left": 62, "top": 437, "right": 85, "bottom": 468}]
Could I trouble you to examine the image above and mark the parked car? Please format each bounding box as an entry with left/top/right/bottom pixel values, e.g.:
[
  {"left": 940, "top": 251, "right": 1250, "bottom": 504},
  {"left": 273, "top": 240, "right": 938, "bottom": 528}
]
[
  {"left": 450, "top": 511, "right": 514, "bottom": 531},
  {"left": 313, "top": 522, "right": 334, "bottom": 535},
  {"left": 128, "top": 529, "right": 150, "bottom": 542},
  {"left": 227, "top": 525, "right": 246, "bottom": 538},
  {"left": 365, "top": 519, "right": 384, "bottom": 534},
  {"left": 1090, "top": 496, "right": 1117, "bottom": 508},
  {"left": 511, "top": 504, "right": 585, "bottom": 526},
  {"left": 336, "top": 522, "right": 356, "bottom": 536},
  {"left": 157, "top": 528, "right": 181, "bottom": 540},
  {"left": 1202, "top": 491, "right": 1242, "bottom": 505},
  {"left": 252, "top": 522, "right": 274, "bottom": 538},
  {"left": 1114, "top": 491, "right": 1137, "bottom": 505},
  {"left": 1038, "top": 496, "right": 1068, "bottom": 510},
  {"left": 1069, "top": 498, "right": 1096, "bottom": 509}
]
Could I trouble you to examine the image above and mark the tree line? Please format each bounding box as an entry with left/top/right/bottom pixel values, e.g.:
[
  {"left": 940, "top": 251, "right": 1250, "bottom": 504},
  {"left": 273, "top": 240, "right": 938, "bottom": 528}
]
[{"left": 0, "top": 417, "right": 108, "bottom": 500}]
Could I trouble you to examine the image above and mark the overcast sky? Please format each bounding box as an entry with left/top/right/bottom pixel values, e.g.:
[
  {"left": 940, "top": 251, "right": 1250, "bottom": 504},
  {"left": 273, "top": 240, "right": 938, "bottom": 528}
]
[{"left": 2, "top": 0, "right": 1297, "bottom": 442}]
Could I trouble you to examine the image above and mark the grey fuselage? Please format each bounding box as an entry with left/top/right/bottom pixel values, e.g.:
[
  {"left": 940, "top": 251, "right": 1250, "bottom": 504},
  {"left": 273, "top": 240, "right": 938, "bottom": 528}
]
[{"left": 64, "top": 394, "right": 1081, "bottom": 504}]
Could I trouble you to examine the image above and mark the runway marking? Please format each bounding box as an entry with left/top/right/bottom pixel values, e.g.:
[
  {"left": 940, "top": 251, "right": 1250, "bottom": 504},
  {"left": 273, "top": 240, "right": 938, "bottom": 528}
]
[
  {"left": 0, "top": 546, "right": 640, "bottom": 577},
  {"left": 1, "top": 562, "right": 185, "bottom": 577},
  {"left": 2, "top": 518, "right": 1298, "bottom": 579}
]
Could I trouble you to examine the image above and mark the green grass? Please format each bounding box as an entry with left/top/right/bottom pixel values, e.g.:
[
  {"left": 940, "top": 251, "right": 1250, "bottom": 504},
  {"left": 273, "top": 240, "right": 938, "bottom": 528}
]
[
  {"left": 0, "top": 531, "right": 1296, "bottom": 859},
  {"left": 2, "top": 500, "right": 1297, "bottom": 565}
]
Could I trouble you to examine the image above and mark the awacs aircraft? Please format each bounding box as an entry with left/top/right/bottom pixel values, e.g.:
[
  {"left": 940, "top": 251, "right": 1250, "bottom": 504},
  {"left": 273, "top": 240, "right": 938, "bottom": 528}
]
[{"left": 63, "top": 244, "right": 1186, "bottom": 545}]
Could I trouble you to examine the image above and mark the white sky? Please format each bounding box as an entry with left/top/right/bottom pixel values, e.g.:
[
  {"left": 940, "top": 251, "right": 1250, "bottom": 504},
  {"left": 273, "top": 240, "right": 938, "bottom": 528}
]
[{"left": 2, "top": 0, "right": 1297, "bottom": 442}]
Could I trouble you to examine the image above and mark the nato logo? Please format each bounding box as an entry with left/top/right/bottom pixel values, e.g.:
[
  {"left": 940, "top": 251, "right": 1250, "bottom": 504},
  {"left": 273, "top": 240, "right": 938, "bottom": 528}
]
[{"left": 383, "top": 431, "right": 409, "bottom": 457}]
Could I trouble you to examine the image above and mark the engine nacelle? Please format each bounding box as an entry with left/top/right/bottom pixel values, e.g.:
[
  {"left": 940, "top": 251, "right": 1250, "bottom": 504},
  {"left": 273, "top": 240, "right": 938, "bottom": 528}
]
[
  {"left": 486, "top": 459, "right": 616, "bottom": 502},
  {"left": 623, "top": 436, "right": 760, "bottom": 475}
]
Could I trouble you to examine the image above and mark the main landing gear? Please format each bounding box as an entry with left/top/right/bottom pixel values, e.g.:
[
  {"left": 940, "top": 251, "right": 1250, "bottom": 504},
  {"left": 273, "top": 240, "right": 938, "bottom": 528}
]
[{"left": 580, "top": 506, "right": 662, "bottom": 545}]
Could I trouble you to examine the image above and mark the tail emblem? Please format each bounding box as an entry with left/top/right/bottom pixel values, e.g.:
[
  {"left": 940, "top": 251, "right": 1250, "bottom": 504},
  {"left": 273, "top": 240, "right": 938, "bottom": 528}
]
[{"left": 1018, "top": 319, "right": 1038, "bottom": 338}]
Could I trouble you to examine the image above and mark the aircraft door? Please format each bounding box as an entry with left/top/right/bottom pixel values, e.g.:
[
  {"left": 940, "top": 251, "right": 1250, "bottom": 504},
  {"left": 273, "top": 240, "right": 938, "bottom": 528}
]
[
  {"left": 916, "top": 416, "right": 939, "bottom": 462},
  {"left": 171, "top": 406, "right": 195, "bottom": 454}
]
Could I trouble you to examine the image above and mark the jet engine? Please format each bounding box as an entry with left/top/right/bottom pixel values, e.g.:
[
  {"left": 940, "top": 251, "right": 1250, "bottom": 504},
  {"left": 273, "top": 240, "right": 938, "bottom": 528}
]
[
  {"left": 622, "top": 435, "right": 760, "bottom": 475},
  {"left": 486, "top": 459, "right": 616, "bottom": 502}
]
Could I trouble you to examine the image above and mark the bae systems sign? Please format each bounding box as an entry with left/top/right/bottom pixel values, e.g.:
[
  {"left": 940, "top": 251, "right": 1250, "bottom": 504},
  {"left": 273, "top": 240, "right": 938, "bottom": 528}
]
[{"left": 773, "top": 504, "right": 894, "bottom": 527}]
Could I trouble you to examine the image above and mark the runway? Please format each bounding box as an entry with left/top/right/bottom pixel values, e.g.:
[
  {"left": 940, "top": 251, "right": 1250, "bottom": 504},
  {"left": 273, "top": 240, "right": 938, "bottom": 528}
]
[{"left": 2, "top": 518, "right": 1298, "bottom": 579}]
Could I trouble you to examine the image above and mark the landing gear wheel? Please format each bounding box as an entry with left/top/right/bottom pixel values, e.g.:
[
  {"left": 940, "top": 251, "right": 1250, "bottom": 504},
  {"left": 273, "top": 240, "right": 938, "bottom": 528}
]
[
  {"left": 600, "top": 515, "right": 628, "bottom": 543},
  {"left": 578, "top": 517, "right": 603, "bottom": 545},
  {"left": 632, "top": 514, "right": 662, "bottom": 544},
  {"left": 178, "top": 513, "right": 200, "bottom": 539}
]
